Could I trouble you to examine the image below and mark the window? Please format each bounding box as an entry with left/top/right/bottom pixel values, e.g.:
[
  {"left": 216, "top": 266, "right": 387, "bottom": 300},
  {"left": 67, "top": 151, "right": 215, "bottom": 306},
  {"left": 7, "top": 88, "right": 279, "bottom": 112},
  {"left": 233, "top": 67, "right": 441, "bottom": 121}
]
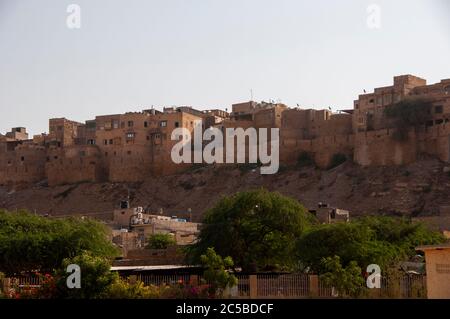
[
  {"left": 109, "top": 139, "right": 113, "bottom": 145},
  {"left": 104, "top": 140, "right": 108, "bottom": 145},
  {"left": 21, "top": 156, "right": 25, "bottom": 162},
  {"left": 160, "top": 121, "right": 167, "bottom": 127},
  {"left": 88, "top": 139, "right": 95, "bottom": 145},
  {"left": 444, "top": 86, "right": 450, "bottom": 94},
  {"left": 369, "top": 98, "right": 374, "bottom": 103},
  {"left": 146, "top": 136, "right": 150, "bottom": 140},
  {"left": 127, "top": 151, "right": 132, "bottom": 155},
  {"left": 113, "top": 120, "right": 119, "bottom": 129},
  {"left": 144, "top": 121, "right": 148, "bottom": 127},
  {"left": 128, "top": 121, "right": 134, "bottom": 127},
  {"left": 435, "top": 105, "right": 443, "bottom": 114},
  {"left": 126, "top": 133, "right": 135, "bottom": 139},
  {"left": 175, "top": 121, "right": 179, "bottom": 128}
]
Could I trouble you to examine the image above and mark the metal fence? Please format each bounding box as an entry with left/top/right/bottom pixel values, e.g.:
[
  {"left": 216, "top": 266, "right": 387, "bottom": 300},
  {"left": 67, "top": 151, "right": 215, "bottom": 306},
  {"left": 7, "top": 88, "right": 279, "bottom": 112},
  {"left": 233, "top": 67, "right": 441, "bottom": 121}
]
[
  {"left": 133, "top": 274, "right": 191, "bottom": 287},
  {"left": 256, "top": 274, "right": 310, "bottom": 298},
  {"left": 9, "top": 276, "right": 42, "bottom": 289},
  {"left": 3, "top": 273, "right": 427, "bottom": 299}
]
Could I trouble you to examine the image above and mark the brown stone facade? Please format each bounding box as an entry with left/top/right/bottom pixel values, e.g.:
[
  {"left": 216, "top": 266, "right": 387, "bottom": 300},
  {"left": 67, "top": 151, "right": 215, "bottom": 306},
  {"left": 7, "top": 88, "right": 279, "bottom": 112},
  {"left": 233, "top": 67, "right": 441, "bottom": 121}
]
[{"left": 1, "top": 74, "right": 450, "bottom": 186}]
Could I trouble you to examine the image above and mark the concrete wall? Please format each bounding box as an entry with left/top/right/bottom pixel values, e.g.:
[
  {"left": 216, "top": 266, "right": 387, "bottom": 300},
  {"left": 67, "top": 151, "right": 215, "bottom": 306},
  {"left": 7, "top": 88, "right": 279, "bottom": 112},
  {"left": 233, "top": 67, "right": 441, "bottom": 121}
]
[{"left": 423, "top": 247, "right": 450, "bottom": 299}]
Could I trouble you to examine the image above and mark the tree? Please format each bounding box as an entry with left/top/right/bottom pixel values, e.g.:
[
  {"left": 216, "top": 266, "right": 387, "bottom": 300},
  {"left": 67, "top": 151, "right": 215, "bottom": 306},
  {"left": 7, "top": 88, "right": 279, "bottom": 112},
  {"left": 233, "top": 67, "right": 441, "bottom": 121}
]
[
  {"left": 189, "top": 189, "right": 316, "bottom": 271},
  {"left": 51, "top": 251, "right": 118, "bottom": 299},
  {"left": 200, "top": 248, "right": 238, "bottom": 297},
  {"left": 0, "top": 210, "right": 119, "bottom": 275},
  {"left": 384, "top": 97, "right": 433, "bottom": 141},
  {"left": 320, "top": 256, "right": 365, "bottom": 298},
  {"left": 146, "top": 233, "right": 176, "bottom": 249},
  {"left": 296, "top": 216, "right": 445, "bottom": 273}
]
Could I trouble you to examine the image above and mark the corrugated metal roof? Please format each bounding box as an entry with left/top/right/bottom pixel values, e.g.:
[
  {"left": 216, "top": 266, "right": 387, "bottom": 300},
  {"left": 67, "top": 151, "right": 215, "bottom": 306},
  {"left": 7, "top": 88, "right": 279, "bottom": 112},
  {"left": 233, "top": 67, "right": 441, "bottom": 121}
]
[{"left": 110, "top": 265, "right": 199, "bottom": 271}]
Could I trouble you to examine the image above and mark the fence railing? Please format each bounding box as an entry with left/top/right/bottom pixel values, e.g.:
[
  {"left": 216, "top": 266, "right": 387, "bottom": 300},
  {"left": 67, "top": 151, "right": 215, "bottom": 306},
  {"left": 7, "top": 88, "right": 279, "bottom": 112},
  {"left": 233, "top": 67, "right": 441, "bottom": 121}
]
[
  {"left": 133, "top": 274, "right": 191, "bottom": 287},
  {"left": 256, "top": 274, "right": 310, "bottom": 298},
  {"left": 2, "top": 273, "right": 427, "bottom": 299}
]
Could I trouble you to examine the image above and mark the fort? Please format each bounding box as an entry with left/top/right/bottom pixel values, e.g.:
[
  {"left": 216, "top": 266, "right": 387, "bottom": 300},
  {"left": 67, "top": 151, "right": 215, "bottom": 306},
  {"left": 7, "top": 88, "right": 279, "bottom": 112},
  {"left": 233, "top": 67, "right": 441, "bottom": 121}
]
[{"left": 1, "top": 74, "right": 450, "bottom": 187}]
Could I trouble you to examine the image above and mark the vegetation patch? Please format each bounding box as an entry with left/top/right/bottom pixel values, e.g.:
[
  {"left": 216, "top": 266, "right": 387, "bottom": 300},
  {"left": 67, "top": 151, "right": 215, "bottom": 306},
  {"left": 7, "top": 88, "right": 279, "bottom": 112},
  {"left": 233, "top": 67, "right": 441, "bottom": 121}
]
[{"left": 384, "top": 98, "right": 433, "bottom": 141}]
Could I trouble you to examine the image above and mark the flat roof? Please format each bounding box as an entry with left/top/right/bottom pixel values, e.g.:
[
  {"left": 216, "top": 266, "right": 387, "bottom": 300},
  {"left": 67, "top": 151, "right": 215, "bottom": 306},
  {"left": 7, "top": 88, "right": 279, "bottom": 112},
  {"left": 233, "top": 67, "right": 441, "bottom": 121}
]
[
  {"left": 416, "top": 243, "right": 450, "bottom": 251},
  {"left": 110, "top": 265, "right": 199, "bottom": 271}
]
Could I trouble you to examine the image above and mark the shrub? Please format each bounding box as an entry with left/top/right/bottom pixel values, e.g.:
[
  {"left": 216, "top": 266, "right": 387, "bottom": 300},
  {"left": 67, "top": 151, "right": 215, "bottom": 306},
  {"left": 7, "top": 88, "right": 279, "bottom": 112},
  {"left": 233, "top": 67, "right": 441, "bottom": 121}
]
[
  {"left": 200, "top": 248, "right": 238, "bottom": 297},
  {"left": 384, "top": 98, "right": 433, "bottom": 141},
  {"left": 106, "top": 278, "right": 160, "bottom": 299},
  {"left": 146, "top": 233, "right": 176, "bottom": 250},
  {"left": 320, "top": 256, "right": 365, "bottom": 298},
  {"left": 53, "top": 252, "right": 117, "bottom": 299},
  {"left": 159, "top": 282, "right": 211, "bottom": 299}
]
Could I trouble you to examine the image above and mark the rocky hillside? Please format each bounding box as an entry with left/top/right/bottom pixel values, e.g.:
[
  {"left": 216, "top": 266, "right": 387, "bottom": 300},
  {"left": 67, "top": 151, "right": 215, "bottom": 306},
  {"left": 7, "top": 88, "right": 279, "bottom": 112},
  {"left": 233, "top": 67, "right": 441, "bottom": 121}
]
[{"left": 1, "top": 157, "right": 450, "bottom": 222}]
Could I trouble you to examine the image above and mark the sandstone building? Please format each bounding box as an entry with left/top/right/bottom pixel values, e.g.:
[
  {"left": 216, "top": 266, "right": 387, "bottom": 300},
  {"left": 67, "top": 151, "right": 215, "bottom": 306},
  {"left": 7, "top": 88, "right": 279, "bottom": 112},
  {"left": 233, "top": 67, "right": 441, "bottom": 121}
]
[{"left": 1, "top": 74, "right": 449, "bottom": 186}]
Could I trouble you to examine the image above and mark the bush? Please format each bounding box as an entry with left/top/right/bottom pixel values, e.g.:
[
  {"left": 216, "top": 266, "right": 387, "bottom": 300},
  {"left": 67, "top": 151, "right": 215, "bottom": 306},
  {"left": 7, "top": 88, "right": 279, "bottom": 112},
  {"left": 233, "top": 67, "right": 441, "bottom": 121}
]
[
  {"left": 146, "top": 233, "right": 176, "bottom": 250},
  {"left": 320, "top": 256, "right": 365, "bottom": 298},
  {"left": 159, "top": 282, "right": 211, "bottom": 299},
  {"left": 53, "top": 252, "right": 117, "bottom": 299},
  {"left": 200, "top": 248, "right": 238, "bottom": 297},
  {"left": 106, "top": 278, "right": 160, "bottom": 299},
  {"left": 384, "top": 98, "right": 433, "bottom": 141}
]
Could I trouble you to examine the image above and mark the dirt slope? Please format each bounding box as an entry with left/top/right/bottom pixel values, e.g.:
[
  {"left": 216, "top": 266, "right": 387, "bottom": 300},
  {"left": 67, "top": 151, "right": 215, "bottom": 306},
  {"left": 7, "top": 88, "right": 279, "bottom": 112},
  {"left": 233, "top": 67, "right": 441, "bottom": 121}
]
[{"left": 1, "top": 157, "right": 449, "bottom": 222}]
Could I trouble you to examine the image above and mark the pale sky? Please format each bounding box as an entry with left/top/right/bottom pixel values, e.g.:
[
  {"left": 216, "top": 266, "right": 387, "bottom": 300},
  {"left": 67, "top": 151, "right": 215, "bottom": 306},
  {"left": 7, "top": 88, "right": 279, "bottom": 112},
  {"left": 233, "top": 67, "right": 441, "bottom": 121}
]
[{"left": 1, "top": 0, "right": 449, "bottom": 136}]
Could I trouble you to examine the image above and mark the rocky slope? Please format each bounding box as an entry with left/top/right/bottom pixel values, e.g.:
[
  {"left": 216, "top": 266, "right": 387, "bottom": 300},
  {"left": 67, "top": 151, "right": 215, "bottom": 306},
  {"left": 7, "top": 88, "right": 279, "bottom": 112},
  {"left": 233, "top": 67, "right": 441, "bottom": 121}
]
[{"left": 1, "top": 157, "right": 450, "bottom": 222}]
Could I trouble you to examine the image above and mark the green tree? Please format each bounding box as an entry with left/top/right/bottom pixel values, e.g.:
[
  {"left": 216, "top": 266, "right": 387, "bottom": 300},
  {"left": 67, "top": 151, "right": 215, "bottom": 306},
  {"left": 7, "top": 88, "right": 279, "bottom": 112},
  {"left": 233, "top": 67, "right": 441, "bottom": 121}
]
[
  {"left": 297, "top": 216, "right": 445, "bottom": 273},
  {"left": 384, "top": 97, "right": 433, "bottom": 140},
  {"left": 320, "top": 256, "right": 365, "bottom": 298},
  {"left": 189, "top": 189, "right": 316, "bottom": 271},
  {"left": 0, "top": 210, "right": 119, "bottom": 275},
  {"left": 146, "top": 233, "right": 176, "bottom": 249},
  {"left": 200, "top": 248, "right": 238, "bottom": 297},
  {"left": 55, "top": 251, "right": 117, "bottom": 299}
]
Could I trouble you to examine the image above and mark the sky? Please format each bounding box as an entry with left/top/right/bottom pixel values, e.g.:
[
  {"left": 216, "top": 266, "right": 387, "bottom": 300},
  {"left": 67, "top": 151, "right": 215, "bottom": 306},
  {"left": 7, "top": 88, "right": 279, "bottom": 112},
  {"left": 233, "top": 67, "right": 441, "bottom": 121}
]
[{"left": 0, "top": 0, "right": 449, "bottom": 136}]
